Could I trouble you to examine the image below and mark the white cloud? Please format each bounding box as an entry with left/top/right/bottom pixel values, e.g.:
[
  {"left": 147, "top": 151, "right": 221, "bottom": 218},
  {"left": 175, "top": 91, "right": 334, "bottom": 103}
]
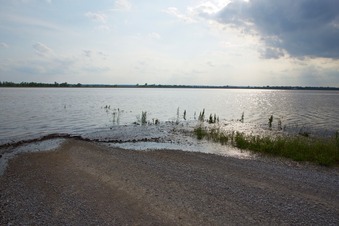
[
  {"left": 163, "top": 7, "right": 196, "bottom": 23},
  {"left": 85, "top": 11, "right": 111, "bottom": 30},
  {"left": 164, "top": 1, "right": 230, "bottom": 24},
  {"left": 148, "top": 32, "right": 161, "bottom": 40},
  {"left": 32, "top": 42, "right": 54, "bottom": 57},
  {"left": 114, "top": 0, "right": 132, "bottom": 11},
  {"left": 189, "top": 1, "right": 230, "bottom": 17},
  {"left": 85, "top": 12, "right": 107, "bottom": 23},
  {"left": 82, "top": 49, "right": 108, "bottom": 60}
]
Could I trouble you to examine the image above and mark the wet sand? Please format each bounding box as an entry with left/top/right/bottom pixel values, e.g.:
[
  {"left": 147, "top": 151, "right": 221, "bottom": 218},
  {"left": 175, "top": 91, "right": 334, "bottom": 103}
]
[{"left": 1, "top": 139, "right": 338, "bottom": 225}]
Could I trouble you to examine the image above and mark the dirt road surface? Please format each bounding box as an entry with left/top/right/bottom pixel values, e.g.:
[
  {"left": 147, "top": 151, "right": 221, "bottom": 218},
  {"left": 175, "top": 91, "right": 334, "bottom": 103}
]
[{"left": 1, "top": 139, "right": 338, "bottom": 225}]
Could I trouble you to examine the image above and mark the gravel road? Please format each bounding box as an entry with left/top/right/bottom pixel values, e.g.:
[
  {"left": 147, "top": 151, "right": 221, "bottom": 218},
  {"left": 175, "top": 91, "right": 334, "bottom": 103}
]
[{"left": 1, "top": 139, "right": 338, "bottom": 225}]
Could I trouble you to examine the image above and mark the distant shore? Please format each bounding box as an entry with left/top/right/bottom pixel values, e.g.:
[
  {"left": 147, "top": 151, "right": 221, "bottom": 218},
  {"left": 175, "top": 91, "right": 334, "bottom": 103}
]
[
  {"left": 1, "top": 139, "right": 338, "bottom": 225},
  {"left": 1, "top": 81, "right": 339, "bottom": 90}
]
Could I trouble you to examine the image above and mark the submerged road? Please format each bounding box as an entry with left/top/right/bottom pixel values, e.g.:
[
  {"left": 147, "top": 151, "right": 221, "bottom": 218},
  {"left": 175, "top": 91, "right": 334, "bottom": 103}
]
[{"left": 1, "top": 139, "right": 338, "bottom": 225}]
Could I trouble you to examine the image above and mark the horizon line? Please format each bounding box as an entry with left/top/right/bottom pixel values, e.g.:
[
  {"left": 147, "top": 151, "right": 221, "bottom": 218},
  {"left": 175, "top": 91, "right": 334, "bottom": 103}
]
[{"left": 1, "top": 81, "right": 339, "bottom": 90}]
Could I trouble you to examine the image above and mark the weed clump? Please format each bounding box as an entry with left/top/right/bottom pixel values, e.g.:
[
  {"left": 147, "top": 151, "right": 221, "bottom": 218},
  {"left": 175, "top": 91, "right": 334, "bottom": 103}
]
[
  {"left": 152, "top": 118, "right": 160, "bottom": 125},
  {"left": 193, "top": 125, "right": 339, "bottom": 166},
  {"left": 278, "top": 118, "right": 282, "bottom": 130},
  {"left": 194, "top": 126, "right": 208, "bottom": 140},
  {"left": 198, "top": 109, "right": 205, "bottom": 122},
  {"left": 194, "top": 126, "right": 229, "bottom": 144},
  {"left": 176, "top": 107, "right": 180, "bottom": 124},
  {"left": 141, "top": 111, "right": 147, "bottom": 125},
  {"left": 240, "top": 112, "right": 244, "bottom": 123},
  {"left": 208, "top": 114, "right": 218, "bottom": 124},
  {"left": 269, "top": 115, "right": 273, "bottom": 129}
]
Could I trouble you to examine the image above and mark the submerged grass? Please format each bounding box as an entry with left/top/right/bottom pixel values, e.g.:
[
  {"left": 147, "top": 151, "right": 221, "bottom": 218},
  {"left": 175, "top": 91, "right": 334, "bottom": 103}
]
[
  {"left": 195, "top": 126, "right": 229, "bottom": 144},
  {"left": 194, "top": 125, "right": 339, "bottom": 166}
]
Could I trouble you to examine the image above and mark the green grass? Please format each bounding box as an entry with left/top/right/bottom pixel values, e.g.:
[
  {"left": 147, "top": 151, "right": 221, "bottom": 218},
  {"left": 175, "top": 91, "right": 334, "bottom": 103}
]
[
  {"left": 194, "top": 126, "right": 231, "bottom": 145},
  {"left": 194, "top": 125, "right": 339, "bottom": 166},
  {"left": 194, "top": 126, "right": 208, "bottom": 140}
]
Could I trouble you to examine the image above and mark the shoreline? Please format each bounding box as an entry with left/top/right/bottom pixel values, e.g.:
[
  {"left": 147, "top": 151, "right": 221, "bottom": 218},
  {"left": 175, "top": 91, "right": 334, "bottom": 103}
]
[{"left": 1, "top": 139, "right": 338, "bottom": 225}]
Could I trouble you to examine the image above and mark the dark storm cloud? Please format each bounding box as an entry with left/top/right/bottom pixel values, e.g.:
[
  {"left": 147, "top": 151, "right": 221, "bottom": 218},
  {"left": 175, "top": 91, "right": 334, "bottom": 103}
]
[{"left": 217, "top": 0, "right": 339, "bottom": 59}]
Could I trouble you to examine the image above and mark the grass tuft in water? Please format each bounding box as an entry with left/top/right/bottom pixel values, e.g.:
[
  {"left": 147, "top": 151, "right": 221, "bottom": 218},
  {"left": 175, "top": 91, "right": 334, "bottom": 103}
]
[
  {"left": 194, "top": 125, "right": 339, "bottom": 166},
  {"left": 141, "top": 111, "right": 147, "bottom": 125},
  {"left": 198, "top": 109, "right": 205, "bottom": 122},
  {"left": 269, "top": 115, "right": 273, "bottom": 129},
  {"left": 240, "top": 112, "right": 244, "bottom": 123},
  {"left": 176, "top": 107, "right": 180, "bottom": 124},
  {"left": 277, "top": 118, "right": 283, "bottom": 130},
  {"left": 208, "top": 113, "right": 218, "bottom": 124}
]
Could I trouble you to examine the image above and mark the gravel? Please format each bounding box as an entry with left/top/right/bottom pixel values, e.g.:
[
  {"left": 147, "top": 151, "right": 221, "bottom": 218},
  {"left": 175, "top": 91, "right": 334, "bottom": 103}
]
[{"left": 1, "top": 139, "right": 338, "bottom": 225}]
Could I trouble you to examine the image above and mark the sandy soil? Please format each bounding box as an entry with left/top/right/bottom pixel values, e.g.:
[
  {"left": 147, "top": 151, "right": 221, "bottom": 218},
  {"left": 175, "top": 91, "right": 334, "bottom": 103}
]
[{"left": 1, "top": 139, "right": 338, "bottom": 225}]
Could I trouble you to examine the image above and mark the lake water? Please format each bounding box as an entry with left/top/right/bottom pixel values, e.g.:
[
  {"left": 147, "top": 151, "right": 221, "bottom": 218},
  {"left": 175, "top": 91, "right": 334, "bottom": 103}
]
[{"left": 1, "top": 88, "right": 338, "bottom": 148}]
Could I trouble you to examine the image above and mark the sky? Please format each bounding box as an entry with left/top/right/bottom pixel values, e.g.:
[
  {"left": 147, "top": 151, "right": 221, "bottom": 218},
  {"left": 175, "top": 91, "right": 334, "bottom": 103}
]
[{"left": 0, "top": 0, "right": 339, "bottom": 87}]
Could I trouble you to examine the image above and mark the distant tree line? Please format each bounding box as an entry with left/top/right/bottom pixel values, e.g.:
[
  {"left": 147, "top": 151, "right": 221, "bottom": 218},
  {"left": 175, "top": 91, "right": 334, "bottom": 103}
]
[
  {"left": 0, "top": 81, "right": 338, "bottom": 90},
  {"left": 0, "top": 81, "right": 82, "bottom": 87}
]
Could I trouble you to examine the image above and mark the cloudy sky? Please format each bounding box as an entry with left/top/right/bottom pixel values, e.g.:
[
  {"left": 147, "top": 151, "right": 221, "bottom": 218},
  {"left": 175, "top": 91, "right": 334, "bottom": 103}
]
[{"left": 0, "top": 0, "right": 338, "bottom": 86}]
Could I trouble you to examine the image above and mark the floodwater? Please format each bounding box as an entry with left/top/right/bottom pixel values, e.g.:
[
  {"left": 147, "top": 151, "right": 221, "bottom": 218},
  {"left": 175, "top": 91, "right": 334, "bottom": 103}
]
[{"left": 0, "top": 88, "right": 338, "bottom": 156}]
